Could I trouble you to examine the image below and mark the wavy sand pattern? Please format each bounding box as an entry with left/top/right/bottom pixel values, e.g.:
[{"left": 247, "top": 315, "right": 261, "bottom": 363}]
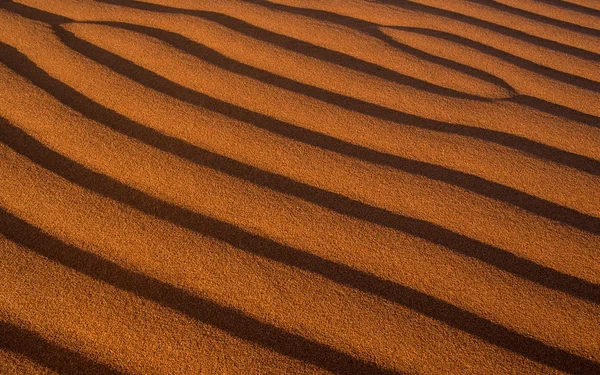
[{"left": 0, "top": 0, "right": 599, "bottom": 374}]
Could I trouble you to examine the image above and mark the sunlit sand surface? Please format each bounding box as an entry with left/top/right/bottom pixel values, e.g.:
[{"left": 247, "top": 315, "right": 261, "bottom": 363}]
[{"left": 1, "top": 0, "right": 599, "bottom": 374}]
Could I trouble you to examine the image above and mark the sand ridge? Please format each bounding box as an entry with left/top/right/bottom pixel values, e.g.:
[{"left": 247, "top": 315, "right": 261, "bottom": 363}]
[{"left": 1, "top": 0, "right": 599, "bottom": 374}]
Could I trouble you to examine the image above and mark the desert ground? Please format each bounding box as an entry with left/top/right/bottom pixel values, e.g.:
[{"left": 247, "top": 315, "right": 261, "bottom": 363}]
[{"left": 0, "top": 0, "right": 599, "bottom": 374}]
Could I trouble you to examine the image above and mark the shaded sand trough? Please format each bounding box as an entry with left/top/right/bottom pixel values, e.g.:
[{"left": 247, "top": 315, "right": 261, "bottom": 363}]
[{"left": 0, "top": 0, "right": 599, "bottom": 374}]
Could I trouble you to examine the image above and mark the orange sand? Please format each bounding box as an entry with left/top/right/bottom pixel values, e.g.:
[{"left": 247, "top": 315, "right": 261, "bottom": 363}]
[{"left": 0, "top": 0, "right": 599, "bottom": 374}]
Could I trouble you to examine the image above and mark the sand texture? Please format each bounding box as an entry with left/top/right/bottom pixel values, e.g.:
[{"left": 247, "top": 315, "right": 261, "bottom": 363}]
[{"left": 0, "top": 0, "right": 599, "bottom": 374}]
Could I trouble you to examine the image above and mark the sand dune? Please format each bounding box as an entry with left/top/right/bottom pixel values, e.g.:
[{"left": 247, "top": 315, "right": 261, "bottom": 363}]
[{"left": 0, "top": 0, "right": 599, "bottom": 374}]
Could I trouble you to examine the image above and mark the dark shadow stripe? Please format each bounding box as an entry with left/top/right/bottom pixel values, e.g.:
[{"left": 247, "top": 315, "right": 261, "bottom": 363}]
[
  {"left": 529, "top": 0, "right": 600, "bottom": 17},
  {"left": 510, "top": 95, "right": 600, "bottom": 129},
  {"left": 2, "top": 121, "right": 599, "bottom": 374},
  {"left": 82, "top": 20, "right": 600, "bottom": 178},
  {"left": 0, "top": 209, "right": 400, "bottom": 375},
  {"left": 0, "top": 321, "right": 126, "bottom": 375},
  {"left": 0, "top": 0, "right": 72, "bottom": 24},
  {"left": 49, "top": 27, "right": 600, "bottom": 231},
  {"left": 4, "top": 0, "right": 599, "bottom": 175},
  {"left": 369, "top": 0, "right": 600, "bottom": 62},
  {"left": 2, "top": 41, "right": 599, "bottom": 303},
  {"left": 240, "top": 0, "right": 516, "bottom": 93},
  {"left": 384, "top": 25, "right": 600, "bottom": 94},
  {"left": 1, "top": 2, "right": 598, "bottom": 374},
  {"left": 90, "top": 0, "right": 487, "bottom": 101},
  {"left": 244, "top": 0, "right": 600, "bottom": 95},
  {"left": 463, "top": 0, "right": 600, "bottom": 36},
  {"left": 247, "top": 0, "right": 600, "bottom": 98}
]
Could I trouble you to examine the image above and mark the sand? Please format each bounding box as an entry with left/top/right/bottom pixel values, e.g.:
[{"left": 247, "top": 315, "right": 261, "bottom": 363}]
[{"left": 0, "top": 0, "right": 598, "bottom": 374}]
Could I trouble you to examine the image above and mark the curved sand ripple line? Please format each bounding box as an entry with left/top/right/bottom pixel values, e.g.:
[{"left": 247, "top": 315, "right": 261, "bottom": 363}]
[
  {"left": 2, "top": 41, "right": 599, "bottom": 287},
  {"left": 1, "top": 0, "right": 599, "bottom": 374}
]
